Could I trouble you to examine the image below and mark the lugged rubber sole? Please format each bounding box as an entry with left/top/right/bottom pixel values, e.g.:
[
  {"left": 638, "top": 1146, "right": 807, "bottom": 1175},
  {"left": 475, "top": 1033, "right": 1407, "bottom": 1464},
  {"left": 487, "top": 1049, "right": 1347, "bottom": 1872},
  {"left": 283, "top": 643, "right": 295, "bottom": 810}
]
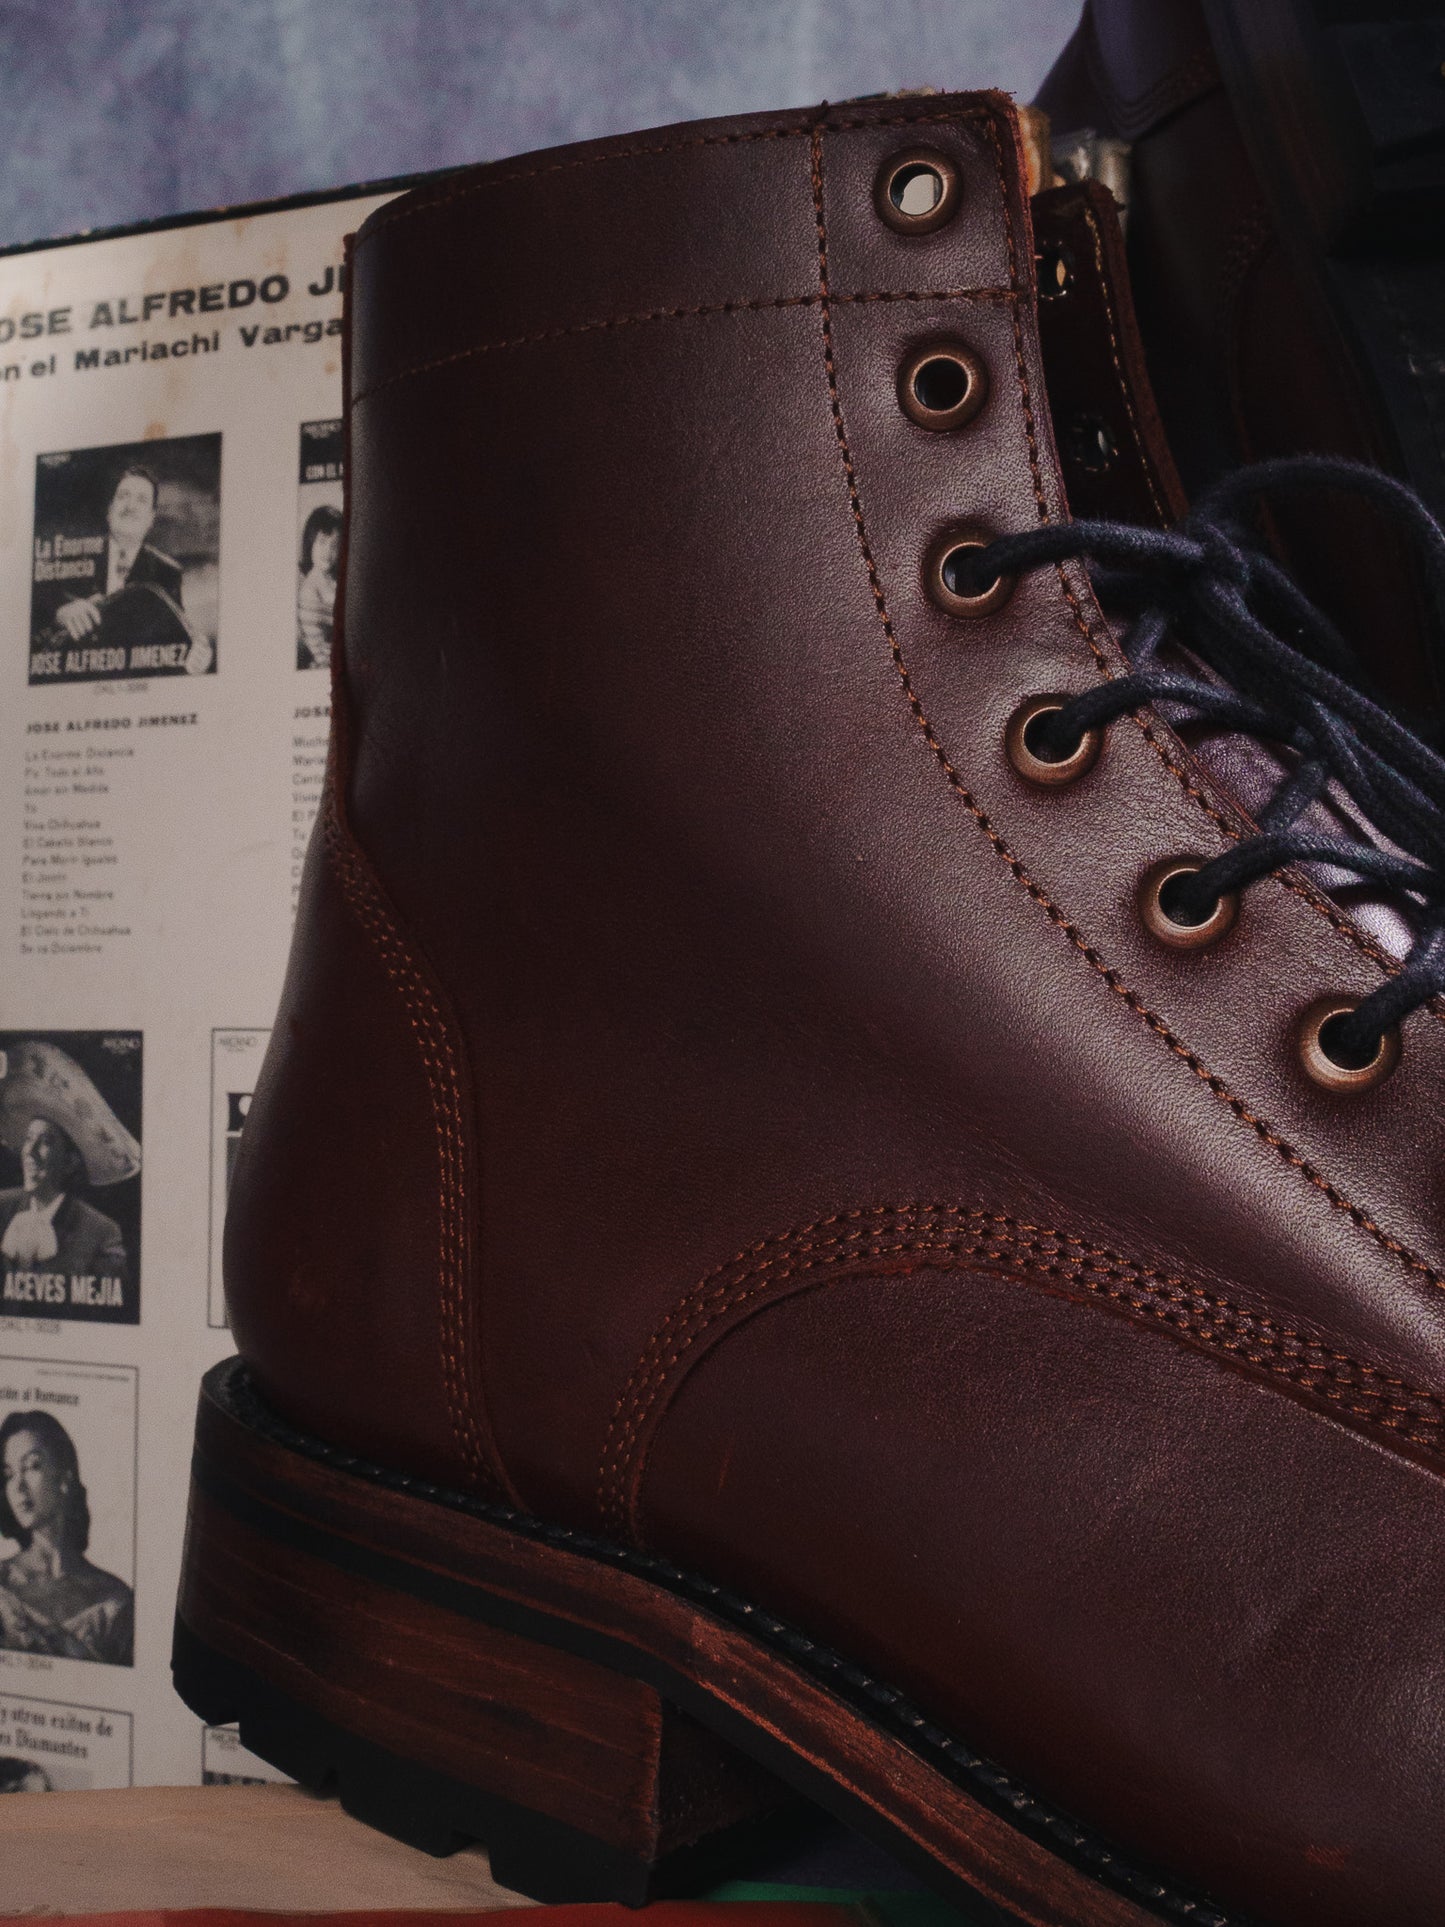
[
  {"left": 172, "top": 1618, "right": 789, "bottom": 1904},
  {"left": 173, "top": 1359, "right": 1244, "bottom": 1927}
]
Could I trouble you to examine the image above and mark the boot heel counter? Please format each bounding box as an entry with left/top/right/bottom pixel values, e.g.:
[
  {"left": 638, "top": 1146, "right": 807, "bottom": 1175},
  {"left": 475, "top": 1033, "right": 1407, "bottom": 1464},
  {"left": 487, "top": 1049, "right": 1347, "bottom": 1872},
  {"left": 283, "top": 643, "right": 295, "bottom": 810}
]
[{"left": 224, "top": 805, "right": 505, "bottom": 1495}]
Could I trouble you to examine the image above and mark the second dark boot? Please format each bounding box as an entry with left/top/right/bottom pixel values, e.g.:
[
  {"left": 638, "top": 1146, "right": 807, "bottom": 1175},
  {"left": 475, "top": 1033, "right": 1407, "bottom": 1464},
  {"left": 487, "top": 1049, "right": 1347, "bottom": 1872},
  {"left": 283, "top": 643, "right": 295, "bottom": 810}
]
[{"left": 1039, "top": 0, "right": 1445, "bottom": 712}]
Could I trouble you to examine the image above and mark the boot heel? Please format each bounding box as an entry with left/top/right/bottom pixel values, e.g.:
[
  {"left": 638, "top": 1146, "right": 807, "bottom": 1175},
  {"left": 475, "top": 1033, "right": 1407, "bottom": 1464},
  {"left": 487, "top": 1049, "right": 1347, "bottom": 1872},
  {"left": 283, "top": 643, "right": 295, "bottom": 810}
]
[{"left": 174, "top": 1376, "right": 794, "bottom": 1904}]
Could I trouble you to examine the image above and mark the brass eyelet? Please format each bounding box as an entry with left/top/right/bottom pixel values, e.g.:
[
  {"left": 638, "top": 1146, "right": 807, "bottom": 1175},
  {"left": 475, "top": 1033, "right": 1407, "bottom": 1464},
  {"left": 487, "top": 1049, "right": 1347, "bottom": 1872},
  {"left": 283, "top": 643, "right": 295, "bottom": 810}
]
[
  {"left": 898, "top": 342, "right": 989, "bottom": 433},
  {"left": 1063, "top": 413, "right": 1118, "bottom": 475},
  {"left": 1036, "top": 239, "right": 1074, "bottom": 300},
  {"left": 874, "top": 148, "right": 961, "bottom": 235},
  {"left": 1005, "top": 695, "right": 1104, "bottom": 787},
  {"left": 1138, "top": 858, "right": 1239, "bottom": 952},
  {"left": 923, "top": 528, "right": 1014, "bottom": 618},
  {"left": 1296, "top": 997, "right": 1401, "bottom": 1094}
]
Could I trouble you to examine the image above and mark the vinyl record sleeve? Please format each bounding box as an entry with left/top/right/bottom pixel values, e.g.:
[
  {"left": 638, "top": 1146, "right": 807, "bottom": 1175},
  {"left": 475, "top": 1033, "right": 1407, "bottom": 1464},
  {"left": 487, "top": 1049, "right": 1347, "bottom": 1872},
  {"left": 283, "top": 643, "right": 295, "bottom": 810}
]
[{"left": 0, "top": 166, "right": 457, "bottom": 1787}]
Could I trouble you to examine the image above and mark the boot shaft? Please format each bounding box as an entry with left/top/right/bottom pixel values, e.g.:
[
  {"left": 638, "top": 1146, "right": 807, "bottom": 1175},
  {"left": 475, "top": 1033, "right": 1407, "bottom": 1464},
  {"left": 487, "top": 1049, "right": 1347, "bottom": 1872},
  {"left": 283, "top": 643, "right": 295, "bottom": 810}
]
[
  {"left": 207, "top": 93, "right": 1445, "bottom": 1926},
  {"left": 228, "top": 93, "right": 1445, "bottom": 1515}
]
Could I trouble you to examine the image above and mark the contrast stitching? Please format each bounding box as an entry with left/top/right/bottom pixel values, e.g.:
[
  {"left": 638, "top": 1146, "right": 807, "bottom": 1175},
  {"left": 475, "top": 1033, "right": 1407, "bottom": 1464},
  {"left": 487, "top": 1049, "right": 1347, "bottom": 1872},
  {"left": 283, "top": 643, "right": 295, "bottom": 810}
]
[
  {"left": 1075, "top": 197, "right": 1169, "bottom": 524},
  {"left": 356, "top": 107, "right": 991, "bottom": 249},
  {"left": 320, "top": 804, "right": 495, "bottom": 1493},
  {"left": 349, "top": 286, "right": 1018, "bottom": 406},
  {"left": 598, "top": 1204, "right": 1445, "bottom": 1537},
  {"left": 805, "top": 120, "right": 1445, "bottom": 1295}
]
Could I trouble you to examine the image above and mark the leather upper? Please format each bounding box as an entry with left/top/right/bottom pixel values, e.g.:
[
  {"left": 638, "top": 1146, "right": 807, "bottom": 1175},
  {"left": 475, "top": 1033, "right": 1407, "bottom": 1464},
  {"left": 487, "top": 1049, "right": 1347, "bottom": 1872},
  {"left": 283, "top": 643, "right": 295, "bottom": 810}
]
[{"left": 227, "top": 94, "right": 1445, "bottom": 1924}]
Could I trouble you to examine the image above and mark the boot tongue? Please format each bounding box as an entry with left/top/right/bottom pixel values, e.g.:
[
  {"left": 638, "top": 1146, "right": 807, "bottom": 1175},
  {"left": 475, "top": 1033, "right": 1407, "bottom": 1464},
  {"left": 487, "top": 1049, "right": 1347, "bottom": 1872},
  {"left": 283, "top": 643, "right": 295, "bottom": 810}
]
[
  {"left": 1163, "top": 683, "right": 1415, "bottom": 963},
  {"left": 1031, "top": 181, "right": 1188, "bottom": 533},
  {"left": 1031, "top": 180, "right": 1415, "bottom": 962}
]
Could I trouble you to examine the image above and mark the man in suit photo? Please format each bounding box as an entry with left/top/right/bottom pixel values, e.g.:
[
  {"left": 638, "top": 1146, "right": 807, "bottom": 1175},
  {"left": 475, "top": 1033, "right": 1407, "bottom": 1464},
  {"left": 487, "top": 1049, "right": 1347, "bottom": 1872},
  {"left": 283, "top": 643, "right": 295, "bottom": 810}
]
[
  {"left": 50, "top": 462, "right": 182, "bottom": 642},
  {"left": 42, "top": 459, "right": 213, "bottom": 674}
]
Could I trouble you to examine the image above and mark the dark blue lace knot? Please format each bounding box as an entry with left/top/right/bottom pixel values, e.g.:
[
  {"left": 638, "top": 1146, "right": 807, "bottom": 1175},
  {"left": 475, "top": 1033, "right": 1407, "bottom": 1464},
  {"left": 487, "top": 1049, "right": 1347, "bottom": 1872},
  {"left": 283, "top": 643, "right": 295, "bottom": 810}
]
[
  {"left": 972, "top": 456, "right": 1445, "bottom": 1062},
  {"left": 1185, "top": 521, "right": 1252, "bottom": 594}
]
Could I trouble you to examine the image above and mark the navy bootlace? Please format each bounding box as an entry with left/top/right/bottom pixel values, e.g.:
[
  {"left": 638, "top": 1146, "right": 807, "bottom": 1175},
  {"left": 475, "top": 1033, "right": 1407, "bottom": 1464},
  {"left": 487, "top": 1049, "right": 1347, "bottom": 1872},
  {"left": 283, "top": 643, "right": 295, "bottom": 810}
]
[{"left": 964, "top": 455, "right": 1445, "bottom": 1067}]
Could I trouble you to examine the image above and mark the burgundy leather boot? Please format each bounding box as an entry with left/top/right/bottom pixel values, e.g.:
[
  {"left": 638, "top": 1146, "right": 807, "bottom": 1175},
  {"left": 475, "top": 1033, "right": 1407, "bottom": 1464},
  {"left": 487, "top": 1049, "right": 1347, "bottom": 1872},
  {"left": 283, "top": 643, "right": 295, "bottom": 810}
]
[
  {"left": 1037, "top": 0, "right": 1445, "bottom": 714},
  {"left": 176, "top": 93, "right": 1445, "bottom": 1927}
]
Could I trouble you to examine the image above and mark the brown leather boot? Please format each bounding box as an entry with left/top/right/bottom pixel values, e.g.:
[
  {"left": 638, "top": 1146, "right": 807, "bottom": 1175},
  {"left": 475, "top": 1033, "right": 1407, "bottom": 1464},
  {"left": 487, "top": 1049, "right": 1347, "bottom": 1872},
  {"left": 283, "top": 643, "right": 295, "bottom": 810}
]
[
  {"left": 1038, "top": 0, "right": 1445, "bottom": 715},
  {"left": 175, "top": 93, "right": 1445, "bottom": 1927}
]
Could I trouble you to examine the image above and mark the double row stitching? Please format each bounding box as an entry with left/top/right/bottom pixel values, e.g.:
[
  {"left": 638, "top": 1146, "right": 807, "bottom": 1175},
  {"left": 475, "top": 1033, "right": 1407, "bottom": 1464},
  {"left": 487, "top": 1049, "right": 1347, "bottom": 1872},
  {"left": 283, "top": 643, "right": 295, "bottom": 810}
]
[
  {"left": 320, "top": 807, "right": 490, "bottom": 1488},
  {"left": 805, "top": 115, "right": 1445, "bottom": 1296},
  {"left": 598, "top": 1204, "right": 1445, "bottom": 1537}
]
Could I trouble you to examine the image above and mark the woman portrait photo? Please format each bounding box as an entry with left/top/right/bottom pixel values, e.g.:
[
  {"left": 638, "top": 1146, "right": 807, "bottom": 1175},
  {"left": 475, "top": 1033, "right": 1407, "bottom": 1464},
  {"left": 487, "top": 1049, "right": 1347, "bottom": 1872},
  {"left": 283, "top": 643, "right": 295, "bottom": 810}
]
[
  {"left": 0, "top": 1410, "right": 134, "bottom": 1668},
  {"left": 296, "top": 502, "right": 341, "bottom": 669}
]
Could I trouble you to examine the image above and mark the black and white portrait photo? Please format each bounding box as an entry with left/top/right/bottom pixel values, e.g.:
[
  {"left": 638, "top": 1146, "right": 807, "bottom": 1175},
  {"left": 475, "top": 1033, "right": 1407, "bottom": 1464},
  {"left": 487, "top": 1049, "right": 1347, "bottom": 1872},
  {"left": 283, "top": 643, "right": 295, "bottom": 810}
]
[
  {"left": 0, "top": 1361, "right": 139, "bottom": 1673},
  {"left": 296, "top": 419, "right": 342, "bottom": 670},
  {"left": 29, "top": 434, "right": 222, "bottom": 684},
  {"left": 0, "top": 1035, "right": 142, "bottom": 1325}
]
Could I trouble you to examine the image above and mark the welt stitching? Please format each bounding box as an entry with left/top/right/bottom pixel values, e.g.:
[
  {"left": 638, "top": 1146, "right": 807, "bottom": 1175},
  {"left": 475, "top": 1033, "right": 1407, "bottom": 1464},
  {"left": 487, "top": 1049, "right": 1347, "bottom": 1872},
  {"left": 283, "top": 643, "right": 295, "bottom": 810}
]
[
  {"left": 605, "top": 1208, "right": 1445, "bottom": 1536},
  {"left": 804, "top": 114, "right": 1445, "bottom": 1294},
  {"left": 349, "top": 286, "right": 1018, "bottom": 406},
  {"left": 320, "top": 807, "right": 485, "bottom": 1487},
  {"left": 357, "top": 107, "right": 991, "bottom": 249},
  {"left": 219, "top": 1355, "right": 1254, "bottom": 1927},
  {"left": 1076, "top": 199, "right": 1169, "bottom": 525}
]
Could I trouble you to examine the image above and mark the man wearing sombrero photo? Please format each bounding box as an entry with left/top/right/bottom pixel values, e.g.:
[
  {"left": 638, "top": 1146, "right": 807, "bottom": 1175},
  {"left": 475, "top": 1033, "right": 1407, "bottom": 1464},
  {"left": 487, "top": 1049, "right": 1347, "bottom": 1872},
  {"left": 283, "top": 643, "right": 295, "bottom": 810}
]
[{"left": 0, "top": 1041, "right": 140, "bottom": 1308}]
